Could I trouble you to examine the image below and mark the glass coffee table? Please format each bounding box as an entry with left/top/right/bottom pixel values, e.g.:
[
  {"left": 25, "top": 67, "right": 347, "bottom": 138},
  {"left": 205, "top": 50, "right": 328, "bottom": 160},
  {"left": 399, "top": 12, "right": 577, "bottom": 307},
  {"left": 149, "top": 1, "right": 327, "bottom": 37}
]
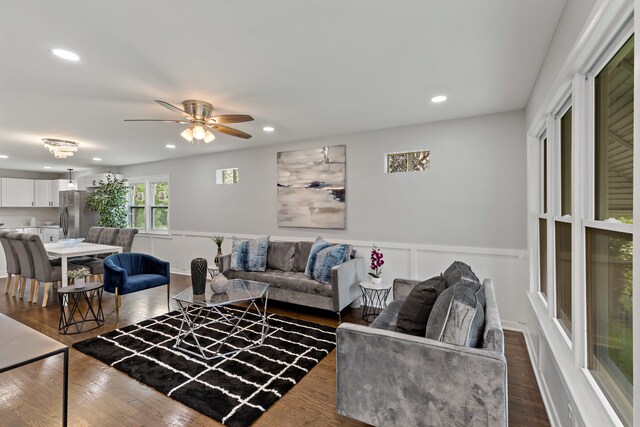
[{"left": 172, "top": 279, "right": 269, "bottom": 360}]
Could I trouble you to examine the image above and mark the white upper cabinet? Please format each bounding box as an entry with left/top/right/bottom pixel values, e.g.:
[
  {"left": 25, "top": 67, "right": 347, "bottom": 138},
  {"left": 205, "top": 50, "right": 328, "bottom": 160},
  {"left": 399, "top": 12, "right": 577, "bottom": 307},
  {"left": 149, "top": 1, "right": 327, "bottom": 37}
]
[
  {"left": 34, "top": 180, "right": 52, "bottom": 207},
  {"left": 2, "top": 178, "right": 35, "bottom": 207}
]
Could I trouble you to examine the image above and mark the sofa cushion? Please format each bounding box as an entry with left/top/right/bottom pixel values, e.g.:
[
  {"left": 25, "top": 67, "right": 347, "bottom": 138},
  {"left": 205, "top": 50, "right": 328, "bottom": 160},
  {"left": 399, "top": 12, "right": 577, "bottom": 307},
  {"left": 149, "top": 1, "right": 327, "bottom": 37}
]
[
  {"left": 442, "top": 261, "right": 480, "bottom": 288},
  {"left": 224, "top": 269, "right": 332, "bottom": 298},
  {"left": 442, "top": 260, "right": 485, "bottom": 308},
  {"left": 246, "top": 236, "right": 270, "bottom": 272},
  {"left": 425, "top": 284, "right": 485, "bottom": 347},
  {"left": 304, "top": 237, "right": 332, "bottom": 277},
  {"left": 267, "top": 241, "right": 295, "bottom": 271},
  {"left": 293, "top": 241, "right": 313, "bottom": 272},
  {"left": 370, "top": 299, "right": 403, "bottom": 331},
  {"left": 312, "top": 244, "right": 348, "bottom": 284},
  {"left": 230, "top": 238, "right": 249, "bottom": 271},
  {"left": 395, "top": 275, "right": 446, "bottom": 336}
]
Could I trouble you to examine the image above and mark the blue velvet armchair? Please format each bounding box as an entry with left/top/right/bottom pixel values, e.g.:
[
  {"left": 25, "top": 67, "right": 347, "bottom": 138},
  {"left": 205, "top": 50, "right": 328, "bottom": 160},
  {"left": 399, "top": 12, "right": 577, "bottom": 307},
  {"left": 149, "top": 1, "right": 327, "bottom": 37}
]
[{"left": 103, "top": 253, "right": 171, "bottom": 315}]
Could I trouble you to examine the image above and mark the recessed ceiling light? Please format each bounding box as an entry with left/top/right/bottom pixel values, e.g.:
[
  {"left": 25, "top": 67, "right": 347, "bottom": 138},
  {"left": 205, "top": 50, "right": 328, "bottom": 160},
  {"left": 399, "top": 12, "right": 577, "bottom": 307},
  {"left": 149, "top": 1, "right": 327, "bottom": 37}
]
[
  {"left": 51, "top": 48, "right": 80, "bottom": 62},
  {"left": 92, "top": 157, "right": 102, "bottom": 161},
  {"left": 166, "top": 144, "right": 176, "bottom": 149},
  {"left": 262, "top": 126, "right": 275, "bottom": 132},
  {"left": 431, "top": 95, "right": 447, "bottom": 103},
  {"left": 0, "top": 155, "right": 8, "bottom": 159},
  {"left": 43, "top": 166, "right": 52, "bottom": 169}
]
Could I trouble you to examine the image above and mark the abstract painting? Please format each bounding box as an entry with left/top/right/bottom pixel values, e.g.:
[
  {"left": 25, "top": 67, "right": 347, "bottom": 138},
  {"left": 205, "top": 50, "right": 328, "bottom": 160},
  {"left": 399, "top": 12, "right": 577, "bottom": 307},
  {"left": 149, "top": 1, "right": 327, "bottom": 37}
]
[{"left": 277, "top": 145, "right": 346, "bottom": 229}]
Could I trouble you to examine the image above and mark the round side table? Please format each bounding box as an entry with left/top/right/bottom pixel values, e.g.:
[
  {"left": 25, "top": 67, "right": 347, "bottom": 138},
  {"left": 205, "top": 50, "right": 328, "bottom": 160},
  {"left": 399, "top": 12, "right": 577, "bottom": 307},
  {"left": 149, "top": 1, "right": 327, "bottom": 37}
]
[
  {"left": 359, "top": 281, "right": 392, "bottom": 323},
  {"left": 57, "top": 282, "right": 105, "bottom": 335}
]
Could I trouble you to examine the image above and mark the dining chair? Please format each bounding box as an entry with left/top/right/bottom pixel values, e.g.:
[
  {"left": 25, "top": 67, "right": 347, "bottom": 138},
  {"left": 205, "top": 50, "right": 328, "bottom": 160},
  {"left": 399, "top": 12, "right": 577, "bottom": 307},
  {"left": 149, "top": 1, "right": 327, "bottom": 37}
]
[
  {"left": 85, "top": 228, "right": 139, "bottom": 282},
  {"left": 0, "top": 231, "right": 20, "bottom": 295},
  {"left": 26, "top": 234, "right": 83, "bottom": 307},
  {"left": 85, "top": 226, "right": 105, "bottom": 244},
  {"left": 10, "top": 233, "right": 36, "bottom": 301}
]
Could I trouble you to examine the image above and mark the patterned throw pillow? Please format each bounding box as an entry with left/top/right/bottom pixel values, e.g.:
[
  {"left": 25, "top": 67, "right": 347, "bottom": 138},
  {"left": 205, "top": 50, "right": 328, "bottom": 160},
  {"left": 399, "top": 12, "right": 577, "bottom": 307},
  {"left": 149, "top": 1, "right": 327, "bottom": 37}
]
[
  {"left": 246, "top": 236, "right": 270, "bottom": 272},
  {"left": 312, "top": 244, "right": 348, "bottom": 284},
  {"left": 304, "top": 236, "right": 332, "bottom": 277},
  {"left": 230, "top": 238, "right": 249, "bottom": 271}
]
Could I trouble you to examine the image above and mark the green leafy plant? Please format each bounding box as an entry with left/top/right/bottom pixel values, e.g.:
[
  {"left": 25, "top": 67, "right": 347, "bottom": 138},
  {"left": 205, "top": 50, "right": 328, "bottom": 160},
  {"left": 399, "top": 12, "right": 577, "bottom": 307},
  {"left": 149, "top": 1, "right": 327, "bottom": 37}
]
[
  {"left": 211, "top": 235, "right": 224, "bottom": 249},
  {"left": 67, "top": 267, "right": 90, "bottom": 280},
  {"left": 86, "top": 172, "right": 129, "bottom": 228}
]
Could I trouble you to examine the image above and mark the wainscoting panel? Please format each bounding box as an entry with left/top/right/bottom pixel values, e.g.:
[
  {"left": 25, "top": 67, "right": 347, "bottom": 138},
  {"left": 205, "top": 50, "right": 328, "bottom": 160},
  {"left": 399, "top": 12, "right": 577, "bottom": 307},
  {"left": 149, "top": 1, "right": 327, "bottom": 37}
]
[{"left": 131, "top": 231, "right": 529, "bottom": 326}]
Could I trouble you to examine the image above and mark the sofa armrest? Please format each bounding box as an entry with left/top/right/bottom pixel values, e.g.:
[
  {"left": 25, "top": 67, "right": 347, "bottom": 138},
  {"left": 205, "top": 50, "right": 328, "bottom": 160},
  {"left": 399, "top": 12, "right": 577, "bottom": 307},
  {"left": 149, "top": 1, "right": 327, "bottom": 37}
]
[
  {"left": 149, "top": 257, "right": 171, "bottom": 281},
  {"left": 220, "top": 254, "right": 231, "bottom": 274},
  {"left": 336, "top": 323, "right": 507, "bottom": 427},
  {"left": 393, "top": 278, "right": 420, "bottom": 301},
  {"left": 103, "top": 258, "right": 127, "bottom": 294},
  {"left": 330, "top": 257, "right": 365, "bottom": 312}
]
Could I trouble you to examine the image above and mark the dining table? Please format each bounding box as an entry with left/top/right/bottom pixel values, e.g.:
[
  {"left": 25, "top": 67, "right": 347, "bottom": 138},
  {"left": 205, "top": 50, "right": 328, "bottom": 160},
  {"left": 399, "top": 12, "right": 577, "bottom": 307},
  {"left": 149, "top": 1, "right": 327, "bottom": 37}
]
[{"left": 44, "top": 242, "right": 123, "bottom": 287}]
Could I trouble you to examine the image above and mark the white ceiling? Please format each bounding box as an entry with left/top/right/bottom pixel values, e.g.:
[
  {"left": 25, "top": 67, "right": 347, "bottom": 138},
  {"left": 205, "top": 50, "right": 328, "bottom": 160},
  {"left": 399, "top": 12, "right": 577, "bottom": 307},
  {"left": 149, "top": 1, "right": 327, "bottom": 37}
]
[{"left": 0, "top": 0, "right": 565, "bottom": 172}]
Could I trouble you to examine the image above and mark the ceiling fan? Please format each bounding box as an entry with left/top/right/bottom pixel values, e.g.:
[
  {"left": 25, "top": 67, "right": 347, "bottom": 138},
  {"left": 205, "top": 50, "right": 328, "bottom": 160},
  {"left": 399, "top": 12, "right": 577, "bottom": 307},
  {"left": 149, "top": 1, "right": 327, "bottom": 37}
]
[{"left": 125, "top": 100, "right": 253, "bottom": 143}]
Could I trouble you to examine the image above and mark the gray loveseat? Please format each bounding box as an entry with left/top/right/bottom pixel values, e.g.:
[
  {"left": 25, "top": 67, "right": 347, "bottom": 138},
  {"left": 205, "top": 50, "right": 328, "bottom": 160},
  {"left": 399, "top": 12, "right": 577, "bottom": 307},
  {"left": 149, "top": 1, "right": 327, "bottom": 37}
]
[
  {"left": 221, "top": 240, "right": 365, "bottom": 319},
  {"left": 336, "top": 277, "right": 507, "bottom": 427}
]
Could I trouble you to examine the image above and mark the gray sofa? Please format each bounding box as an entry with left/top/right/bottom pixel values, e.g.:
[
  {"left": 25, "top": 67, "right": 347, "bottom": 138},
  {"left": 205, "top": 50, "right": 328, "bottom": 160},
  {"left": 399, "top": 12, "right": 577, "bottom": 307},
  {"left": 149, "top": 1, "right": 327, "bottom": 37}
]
[
  {"left": 221, "top": 240, "right": 365, "bottom": 319},
  {"left": 336, "top": 277, "right": 507, "bottom": 427}
]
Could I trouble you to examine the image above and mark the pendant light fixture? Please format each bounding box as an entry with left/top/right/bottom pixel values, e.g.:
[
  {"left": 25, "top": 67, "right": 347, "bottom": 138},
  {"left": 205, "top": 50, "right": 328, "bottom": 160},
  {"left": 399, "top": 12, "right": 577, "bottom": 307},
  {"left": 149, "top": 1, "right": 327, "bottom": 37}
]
[{"left": 67, "top": 168, "right": 74, "bottom": 188}]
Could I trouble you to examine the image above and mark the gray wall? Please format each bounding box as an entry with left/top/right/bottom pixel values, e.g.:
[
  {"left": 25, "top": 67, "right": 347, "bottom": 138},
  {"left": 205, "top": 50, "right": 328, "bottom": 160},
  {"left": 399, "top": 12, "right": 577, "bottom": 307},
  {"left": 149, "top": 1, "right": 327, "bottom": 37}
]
[
  {"left": 526, "top": 0, "right": 596, "bottom": 127},
  {"left": 120, "top": 110, "right": 527, "bottom": 250}
]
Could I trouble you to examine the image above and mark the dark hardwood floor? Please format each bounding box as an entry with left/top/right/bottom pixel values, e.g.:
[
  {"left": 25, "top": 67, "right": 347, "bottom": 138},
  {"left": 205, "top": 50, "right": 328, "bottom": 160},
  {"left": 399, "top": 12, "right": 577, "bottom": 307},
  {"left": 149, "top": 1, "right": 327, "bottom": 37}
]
[{"left": 0, "top": 274, "right": 549, "bottom": 426}]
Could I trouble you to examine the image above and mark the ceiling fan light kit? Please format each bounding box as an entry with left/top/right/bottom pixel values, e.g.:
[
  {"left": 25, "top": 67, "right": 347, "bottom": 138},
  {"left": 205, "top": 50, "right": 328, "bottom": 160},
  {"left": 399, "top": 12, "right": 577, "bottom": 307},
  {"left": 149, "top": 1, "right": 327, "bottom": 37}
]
[
  {"left": 43, "top": 138, "right": 79, "bottom": 159},
  {"left": 125, "top": 99, "right": 253, "bottom": 145}
]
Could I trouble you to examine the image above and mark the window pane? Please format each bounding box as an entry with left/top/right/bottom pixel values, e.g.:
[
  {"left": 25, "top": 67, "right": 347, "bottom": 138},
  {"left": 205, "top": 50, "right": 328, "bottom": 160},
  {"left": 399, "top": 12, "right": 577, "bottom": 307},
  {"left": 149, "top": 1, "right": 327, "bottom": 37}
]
[
  {"left": 131, "top": 184, "right": 145, "bottom": 206},
  {"left": 555, "top": 221, "right": 572, "bottom": 335},
  {"left": 539, "top": 218, "right": 547, "bottom": 297},
  {"left": 152, "top": 182, "right": 169, "bottom": 206},
  {"left": 595, "top": 36, "right": 634, "bottom": 223},
  {"left": 586, "top": 227, "right": 632, "bottom": 425},
  {"left": 152, "top": 207, "right": 168, "bottom": 230},
  {"left": 130, "top": 207, "right": 145, "bottom": 228},
  {"left": 560, "top": 108, "right": 572, "bottom": 216},
  {"left": 543, "top": 138, "right": 548, "bottom": 214}
]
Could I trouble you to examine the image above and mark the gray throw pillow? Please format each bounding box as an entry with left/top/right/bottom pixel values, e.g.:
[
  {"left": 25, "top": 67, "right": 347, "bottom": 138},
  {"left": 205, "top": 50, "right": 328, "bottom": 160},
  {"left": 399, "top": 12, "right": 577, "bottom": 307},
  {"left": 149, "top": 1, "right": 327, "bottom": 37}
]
[
  {"left": 293, "top": 241, "right": 313, "bottom": 272},
  {"left": 395, "top": 275, "right": 446, "bottom": 336},
  {"left": 425, "top": 284, "right": 485, "bottom": 348},
  {"left": 442, "top": 261, "right": 480, "bottom": 288},
  {"left": 246, "top": 236, "right": 270, "bottom": 272},
  {"left": 267, "top": 241, "right": 295, "bottom": 271}
]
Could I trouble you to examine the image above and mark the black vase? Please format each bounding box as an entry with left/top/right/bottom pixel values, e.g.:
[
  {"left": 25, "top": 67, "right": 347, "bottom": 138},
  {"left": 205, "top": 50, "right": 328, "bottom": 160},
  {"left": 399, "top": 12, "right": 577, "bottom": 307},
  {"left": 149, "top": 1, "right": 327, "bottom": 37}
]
[{"left": 191, "top": 258, "right": 208, "bottom": 295}]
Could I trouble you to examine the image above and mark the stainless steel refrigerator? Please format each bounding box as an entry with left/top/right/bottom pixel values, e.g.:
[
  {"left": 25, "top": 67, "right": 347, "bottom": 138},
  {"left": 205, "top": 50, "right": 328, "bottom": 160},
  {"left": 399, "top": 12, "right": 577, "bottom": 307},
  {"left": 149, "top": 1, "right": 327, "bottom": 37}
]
[{"left": 59, "top": 191, "right": 99, "bottom": 238}]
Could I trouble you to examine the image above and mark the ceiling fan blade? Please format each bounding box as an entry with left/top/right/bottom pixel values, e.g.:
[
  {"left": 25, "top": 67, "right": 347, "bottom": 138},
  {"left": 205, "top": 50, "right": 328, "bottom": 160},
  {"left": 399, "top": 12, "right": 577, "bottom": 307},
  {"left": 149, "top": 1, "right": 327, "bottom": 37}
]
[
  {"left": 124, "top": 119, "right": 188, "bottom": 124},
  {"left": 154, "top": 100, "right": 193, "bottom": 119},
  {"left": 207, "top": 124, "right": 252, "bottom": 139},
  {"left": 207, "top": 114, "right": 254, "bottom": 124}
]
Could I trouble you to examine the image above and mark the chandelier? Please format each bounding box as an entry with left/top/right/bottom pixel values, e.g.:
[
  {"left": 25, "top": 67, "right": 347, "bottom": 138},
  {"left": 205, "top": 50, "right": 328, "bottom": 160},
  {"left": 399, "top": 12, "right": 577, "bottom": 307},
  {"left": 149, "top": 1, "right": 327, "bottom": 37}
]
[{"left": 43, "top": 138, "right": 79, "bottom": 158}]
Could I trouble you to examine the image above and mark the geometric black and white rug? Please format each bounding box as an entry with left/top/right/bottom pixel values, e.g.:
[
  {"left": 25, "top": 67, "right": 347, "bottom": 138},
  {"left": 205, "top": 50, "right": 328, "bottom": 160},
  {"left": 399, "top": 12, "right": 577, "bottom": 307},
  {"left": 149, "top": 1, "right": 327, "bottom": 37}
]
[{"left": 73, "top": 307, "right": 336, "bottom": 427}]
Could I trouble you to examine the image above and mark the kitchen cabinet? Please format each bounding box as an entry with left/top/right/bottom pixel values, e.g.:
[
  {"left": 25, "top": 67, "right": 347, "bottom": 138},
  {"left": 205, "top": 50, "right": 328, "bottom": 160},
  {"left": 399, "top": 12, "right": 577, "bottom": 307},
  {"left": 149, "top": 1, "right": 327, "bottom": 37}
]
[
  {"left": 2, "top": 178, "right": 35, "bottom": 207},
  {"left": 34, "top": 179, "right": 71, "bottom": 207},
  {"left": 77, "top": 173, "right": 122, "bottom": 190},
  {"left": 44, "top": 228, "right": 59, "bottom": 243}
]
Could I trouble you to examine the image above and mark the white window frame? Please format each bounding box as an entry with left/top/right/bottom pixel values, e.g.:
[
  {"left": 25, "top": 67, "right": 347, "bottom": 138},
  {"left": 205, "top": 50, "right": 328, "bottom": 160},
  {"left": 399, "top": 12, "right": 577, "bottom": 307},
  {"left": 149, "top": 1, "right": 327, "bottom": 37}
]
[
  {"left": 537, "top": 129, "right": 550, "bottom": 307},
  {"left": 127, "top": 174, "right": 170, "bottom": 234}
]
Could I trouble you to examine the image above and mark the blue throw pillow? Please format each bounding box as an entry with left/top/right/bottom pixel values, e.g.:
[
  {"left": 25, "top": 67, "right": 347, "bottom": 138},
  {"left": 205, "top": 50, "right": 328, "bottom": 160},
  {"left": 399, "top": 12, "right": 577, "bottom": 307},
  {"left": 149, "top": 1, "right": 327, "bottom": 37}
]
[
  {"left": 230, "top": 238, "right": 249, "bottom": 271},
  {"left": 305, "top": 236, "right": 332, "bottom": 277},
  {"left": 246, "top": 236, "right": 270, "bottom": 272},
  {"left": 312, "top": 244, "right": 348, "bottom": 284}
]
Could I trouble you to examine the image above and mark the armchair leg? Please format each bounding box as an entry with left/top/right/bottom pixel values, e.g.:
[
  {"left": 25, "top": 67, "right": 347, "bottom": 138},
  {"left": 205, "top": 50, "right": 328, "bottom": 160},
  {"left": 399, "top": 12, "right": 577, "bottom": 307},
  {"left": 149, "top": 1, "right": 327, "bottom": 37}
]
[
  {"left": 115, "top": 288, "right": 121, "bottom": 317},
  {"left": 337, "top": 310, "right": 342, "bottom": 324},
  {"left": 42, "top": 282, "right": 51, "bottom": 308},
  {"left": 166, "top": 282, "right": 171, "bottom": 312}
]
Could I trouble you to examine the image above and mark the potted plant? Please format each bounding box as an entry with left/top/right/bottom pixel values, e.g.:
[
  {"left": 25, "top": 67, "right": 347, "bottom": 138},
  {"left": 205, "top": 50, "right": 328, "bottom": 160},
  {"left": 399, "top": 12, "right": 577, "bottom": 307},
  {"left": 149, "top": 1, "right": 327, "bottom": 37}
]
[
  {"left": 67, "top": 267, "right": 91, "bottom": 287},
  {"left": 211, "top": 236, "right": 224, "bottom": 268},
  {"left": 86, "top": 172, "right": 129, "bottom": 228},
  {"left": 368, "top": 244, "right": 384, "bottom": 285}
]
